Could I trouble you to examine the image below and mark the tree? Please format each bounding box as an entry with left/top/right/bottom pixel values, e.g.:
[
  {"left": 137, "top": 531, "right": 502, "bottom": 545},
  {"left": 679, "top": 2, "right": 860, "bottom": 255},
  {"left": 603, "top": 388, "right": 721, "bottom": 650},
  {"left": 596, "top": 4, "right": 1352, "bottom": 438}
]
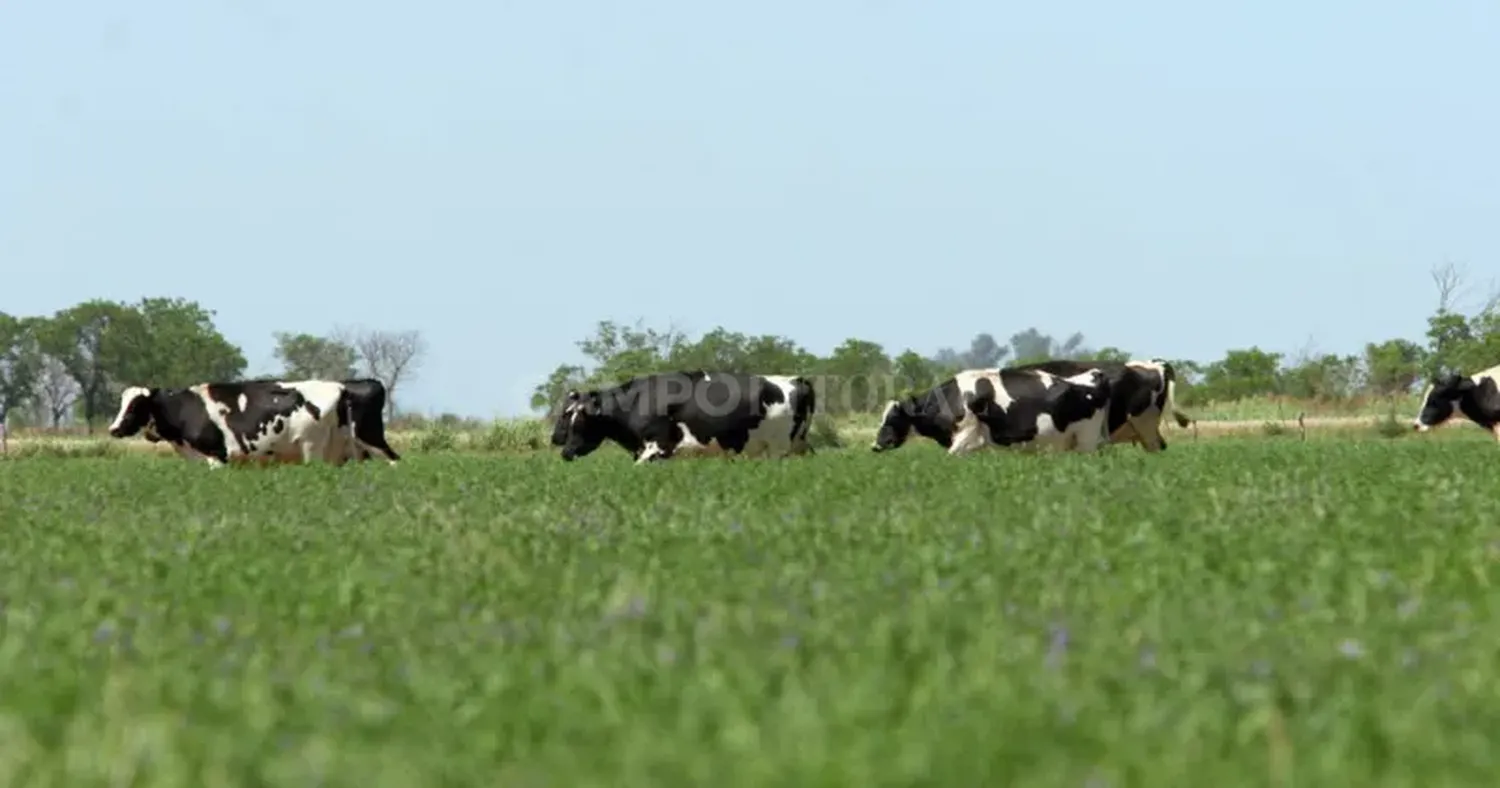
[
  {"left": 1008, "top": 328, "right": 1088, "bottom": 364},
  {"left": 891, "top": 350, "right": 945, "bottom": 397},
  {"left": 530, "top": 364, "right": 589, "bottom": 415},
  {"left": 32, "top": 354, "right": 79, "bottom": 427},
  {"left": 273, "top": 332, "right": 358, "bottom": 380},
  {"left": 1364, "top": 339, "right": 1426, "bottom": 397},
  {"left": 337, "top": 327, "right": 427, "bottom": 418},
  {"left": 1197, "top": 347, "right": 1283, "bottom": 402},
  {"left": 33, "top": 300, "right": 140, "bottom": 431},
  {"left": 1080, "top": 346, "right": 1132, "bottom": 363},
  {"left": 817, "top": 338, "right": 891, "bottom": 414},
  {"left": 0, "top": 313, "right": 41, "bottom": 430},
  {"left": 1281, "top": 352, "right": 1361, "bottom": 401},
  {"left": 115, "top": 297, "right": 247, "bottom": 386}
]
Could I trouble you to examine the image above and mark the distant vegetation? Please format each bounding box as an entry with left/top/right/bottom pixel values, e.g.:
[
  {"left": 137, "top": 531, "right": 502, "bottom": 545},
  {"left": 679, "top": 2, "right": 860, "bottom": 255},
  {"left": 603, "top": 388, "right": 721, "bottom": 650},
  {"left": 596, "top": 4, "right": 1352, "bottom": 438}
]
[{"left": 3, "top": 261, "right": 1499, "bottom": 436}]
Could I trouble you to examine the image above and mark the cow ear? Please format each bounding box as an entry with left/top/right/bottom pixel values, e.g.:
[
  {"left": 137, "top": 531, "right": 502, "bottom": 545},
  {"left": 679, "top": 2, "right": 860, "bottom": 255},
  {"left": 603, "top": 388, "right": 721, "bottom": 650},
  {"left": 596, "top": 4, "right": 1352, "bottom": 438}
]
[{"left": 1456, "top": 376, "right": 1477, "bottom": 391}]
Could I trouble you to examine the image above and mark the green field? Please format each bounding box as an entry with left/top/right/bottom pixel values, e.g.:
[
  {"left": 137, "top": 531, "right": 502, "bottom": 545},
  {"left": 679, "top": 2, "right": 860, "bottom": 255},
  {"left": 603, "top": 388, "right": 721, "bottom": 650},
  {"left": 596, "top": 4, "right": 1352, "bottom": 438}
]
[{"left": 3, "top": 437, "right": 1500, "bottom": 786}]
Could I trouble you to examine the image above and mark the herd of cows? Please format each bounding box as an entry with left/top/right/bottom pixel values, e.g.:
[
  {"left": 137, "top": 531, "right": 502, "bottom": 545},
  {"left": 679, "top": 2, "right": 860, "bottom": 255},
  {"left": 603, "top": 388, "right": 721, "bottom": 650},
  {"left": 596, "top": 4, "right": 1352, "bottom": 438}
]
[{"left": 98, "top": 359, "right": 1500, "bottom": 468}]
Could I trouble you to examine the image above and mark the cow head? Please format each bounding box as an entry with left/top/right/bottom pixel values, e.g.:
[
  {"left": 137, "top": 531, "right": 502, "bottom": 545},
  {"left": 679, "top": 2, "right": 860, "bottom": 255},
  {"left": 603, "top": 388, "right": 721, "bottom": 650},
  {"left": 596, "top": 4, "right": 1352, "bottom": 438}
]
[
  {"left": 872, "top": 398, "right": 915, "bottom": 451},
  {"left": 1414, "top": 373, "right": 1472, "bottom": 431},
  {"left": 108, "top": 386, "right": 162, "bottom": 440},
  {"left": 555, "top": 389, "right": 607, "bottom": 461}
]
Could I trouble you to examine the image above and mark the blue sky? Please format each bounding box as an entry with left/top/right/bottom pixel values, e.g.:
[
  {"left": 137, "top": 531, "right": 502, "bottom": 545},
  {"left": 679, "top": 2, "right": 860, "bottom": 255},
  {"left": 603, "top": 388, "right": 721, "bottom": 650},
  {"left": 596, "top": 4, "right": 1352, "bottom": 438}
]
[{"left": 3, "top": 0, "right": 1496, "bottom": 418}]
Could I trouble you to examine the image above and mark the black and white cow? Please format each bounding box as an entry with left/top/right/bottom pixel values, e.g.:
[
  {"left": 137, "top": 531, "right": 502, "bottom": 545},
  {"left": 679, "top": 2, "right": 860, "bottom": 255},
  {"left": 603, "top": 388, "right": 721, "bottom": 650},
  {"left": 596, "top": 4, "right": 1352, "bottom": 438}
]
[
  {"left": 107, "top": 378, "right": 399, "bottom": 467},
  {"left": 871, "top": 367, "right": 1113, "bottom": 455},
  {"left": 551, "top": 371, "right": 816, "bottom": 463},
  {"left": 1412, "top": 365, "right": 1500, "bottom": 440},
  {"left": 1009, "top": 358, "right": 1180, "bottom": 451}
]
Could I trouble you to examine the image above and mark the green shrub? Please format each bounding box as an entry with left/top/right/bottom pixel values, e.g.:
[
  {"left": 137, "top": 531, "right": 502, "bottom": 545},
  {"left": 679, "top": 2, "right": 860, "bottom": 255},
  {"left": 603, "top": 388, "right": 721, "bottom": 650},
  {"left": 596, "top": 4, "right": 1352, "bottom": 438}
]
[
  {"left": 476, "top": 420, "right": 550, "bottom": 453},
  {"left": 412, "top": 426, "right": 459, "bottom": 453}
]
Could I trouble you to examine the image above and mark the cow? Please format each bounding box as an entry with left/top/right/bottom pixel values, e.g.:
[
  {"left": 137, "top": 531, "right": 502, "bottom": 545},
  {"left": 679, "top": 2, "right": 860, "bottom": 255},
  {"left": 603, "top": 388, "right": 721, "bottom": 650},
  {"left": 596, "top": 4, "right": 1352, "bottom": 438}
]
[
  {"left": 106, "top": 378, "right": 398, "bottom": 467},
  {"left": 551, "top": 371, "right": 816, "bottom": 464},
  {"left": 1412, "top": 365, "right": 1500, "bottom": 439},
  {"left": 870, "top": 367, "right": 1113, "bottom": 455},
  {"left": 335, "top": 378, "right": 401, "bottom": 464},
  {"left": 1008, "top": 358, "right": 1181, "bottom": 452}
]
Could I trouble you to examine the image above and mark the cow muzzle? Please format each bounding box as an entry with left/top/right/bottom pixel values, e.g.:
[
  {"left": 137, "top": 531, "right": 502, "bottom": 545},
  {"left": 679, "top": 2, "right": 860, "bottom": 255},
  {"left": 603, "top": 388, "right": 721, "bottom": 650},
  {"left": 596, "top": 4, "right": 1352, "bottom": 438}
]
[{"left": 1413, "top": 422, "right": 1430, "bottom": 432}]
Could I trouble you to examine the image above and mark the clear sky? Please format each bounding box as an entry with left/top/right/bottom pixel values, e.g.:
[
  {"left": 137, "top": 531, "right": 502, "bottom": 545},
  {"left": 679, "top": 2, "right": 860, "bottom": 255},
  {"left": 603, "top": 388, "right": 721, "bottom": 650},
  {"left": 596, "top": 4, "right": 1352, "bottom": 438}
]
[{"left": 3, "top": 0, "right": 1496, "bottom": 418}]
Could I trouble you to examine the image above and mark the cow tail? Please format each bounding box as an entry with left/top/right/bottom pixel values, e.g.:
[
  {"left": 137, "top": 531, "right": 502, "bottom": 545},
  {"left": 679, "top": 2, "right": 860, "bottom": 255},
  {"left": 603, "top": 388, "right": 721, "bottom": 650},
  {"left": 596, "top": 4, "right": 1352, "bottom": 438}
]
[{"left": 1159, "top": 361, "right": 1181, "bottom": 428}]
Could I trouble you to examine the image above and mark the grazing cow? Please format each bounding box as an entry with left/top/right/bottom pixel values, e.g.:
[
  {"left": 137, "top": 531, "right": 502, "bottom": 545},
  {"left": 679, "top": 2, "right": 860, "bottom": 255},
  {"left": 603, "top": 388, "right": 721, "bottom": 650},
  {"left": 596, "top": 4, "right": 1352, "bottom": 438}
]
[
  {"left": 551, "top": 371, "right": 816, "bottom": 463},
  {"left": 1009, "top": 358, "right": 1180, "bottom": 451},
  {"left": 334, "top": 378, "right": 401, "bottom": 464},
  {"left": 106, "top": 379, "right": 397, "bottom": 467},
  {"left": 871, "top": 367, "right": 1113, "bottom": 455},
  {"left": 1412, "top": 365, "right": 1500, "bottom": 439}
]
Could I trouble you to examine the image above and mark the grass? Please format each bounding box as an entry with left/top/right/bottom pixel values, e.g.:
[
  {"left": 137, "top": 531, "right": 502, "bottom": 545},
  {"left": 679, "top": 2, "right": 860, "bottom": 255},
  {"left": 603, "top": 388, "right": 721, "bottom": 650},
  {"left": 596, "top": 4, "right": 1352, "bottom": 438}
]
[{"left": 3, "top": 434, "right": 1500, "bottom": 785}]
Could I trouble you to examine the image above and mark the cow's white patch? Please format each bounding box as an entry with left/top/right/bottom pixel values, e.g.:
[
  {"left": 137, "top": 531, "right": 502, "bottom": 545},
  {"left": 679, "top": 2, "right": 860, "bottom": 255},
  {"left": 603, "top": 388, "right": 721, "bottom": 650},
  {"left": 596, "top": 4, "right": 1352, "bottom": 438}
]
[
  {"left": 237, "top": 393, "right": 248, "bottom": 412},
  {"left": 637, "top": 441, "right": 666, "bottom": 464},
  {"left": 873, "top": 400, "right": 901, "bottom": 449},
  {"left": 947, "top": 420, "right": 991, "bottom": 455},
  {"left": 1028, "top": 407, "right": 1110, "bottom": 453},
  {"left": 676, "top": 423, "right": 708, "bottom": 451},
  {"left": 955, "top": 369, "right": 1015, "bottom": 413},
  {"left": 741, "top": 375, "right": 804, "bottom": 457},
  {"left": 107, "top": 386, "right": 152, "bottom": 434}
]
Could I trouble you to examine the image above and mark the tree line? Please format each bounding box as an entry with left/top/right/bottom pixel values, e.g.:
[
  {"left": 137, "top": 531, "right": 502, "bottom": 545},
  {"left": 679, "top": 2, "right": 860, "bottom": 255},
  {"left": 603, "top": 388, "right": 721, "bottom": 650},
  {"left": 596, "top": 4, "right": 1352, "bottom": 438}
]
[
  {"left": 529, "top": 263, "right": 1500, "bottom": 418},
  {"left": 0, "top": 297, "right": 426, "bottom": 431},
  {"left": 3, "top": 264, "right": 1494, "bottom": 431}
]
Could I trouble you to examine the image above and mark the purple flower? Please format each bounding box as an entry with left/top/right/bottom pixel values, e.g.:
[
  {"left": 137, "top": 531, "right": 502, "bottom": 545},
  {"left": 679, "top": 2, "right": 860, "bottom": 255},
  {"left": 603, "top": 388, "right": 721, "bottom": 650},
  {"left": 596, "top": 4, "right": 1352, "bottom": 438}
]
[{"left": 1045, "top": 623, "right": 1070, "bottom": 668}]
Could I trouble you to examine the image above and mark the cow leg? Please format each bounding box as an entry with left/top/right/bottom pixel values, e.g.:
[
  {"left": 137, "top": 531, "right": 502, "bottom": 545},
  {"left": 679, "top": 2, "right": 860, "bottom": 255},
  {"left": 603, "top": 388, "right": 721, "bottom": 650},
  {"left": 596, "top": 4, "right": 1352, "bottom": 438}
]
[
  {"left": 1072, "top": 419, "right": 1107, "bottom": 453},
  {"left": 717, "top": 430, "right": 751, "bottom": 458},
  {"left": 355, "top": 435, "right": 401, "bottom": 464},
  {"left": 1129, "top": 414, "right": 1166, "bottom": 453},
  {"left": 947, "top": 422, "right": 990, "bottom": 455},
  {"left": 1109, "top": 421, "right": 1142, "bottom": 447},
  {"left": 635, "top": 440, "right": 675, "bottom": 464}
]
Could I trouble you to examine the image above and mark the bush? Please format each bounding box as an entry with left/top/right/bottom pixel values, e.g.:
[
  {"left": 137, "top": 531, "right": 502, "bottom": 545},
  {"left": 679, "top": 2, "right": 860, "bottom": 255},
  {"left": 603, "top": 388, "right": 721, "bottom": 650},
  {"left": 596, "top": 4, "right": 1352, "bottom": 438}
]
[
  {"left": 809, "top": 414, "right": 845, "bottom": 450},
  {"left": 1, "top": 440, "right": 126, "bottom": 460},
  {"left": 1372, "top": 413, "right": 1409, "bottom": 439},
  {"left": 476, "top": 420, "right": 550, "bottom": 453},
  {"left": 412, "top": 426, "right": 459, "bottom": 453}
]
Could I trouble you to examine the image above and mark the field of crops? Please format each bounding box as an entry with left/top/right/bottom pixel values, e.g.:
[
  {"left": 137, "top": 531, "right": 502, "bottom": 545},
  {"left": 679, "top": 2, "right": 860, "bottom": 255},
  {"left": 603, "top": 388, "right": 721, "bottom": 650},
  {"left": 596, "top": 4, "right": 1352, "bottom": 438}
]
[{"left": 4, "top": 434, "right": 1500, "bottom": 785}]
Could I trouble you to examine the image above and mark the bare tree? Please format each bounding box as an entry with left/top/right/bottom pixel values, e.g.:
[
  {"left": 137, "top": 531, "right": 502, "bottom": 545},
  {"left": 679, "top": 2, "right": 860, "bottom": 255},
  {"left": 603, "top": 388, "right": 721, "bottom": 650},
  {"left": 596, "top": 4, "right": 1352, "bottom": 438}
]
[
  {"left": 335, "top": 326, "right": 427, "bottom": 418},
  {"left": 1432, "top": 259, "right": 1470, "bottom": 313},
  {"left": 34, "top": 354, "right": 80, "bottom": 427}
]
